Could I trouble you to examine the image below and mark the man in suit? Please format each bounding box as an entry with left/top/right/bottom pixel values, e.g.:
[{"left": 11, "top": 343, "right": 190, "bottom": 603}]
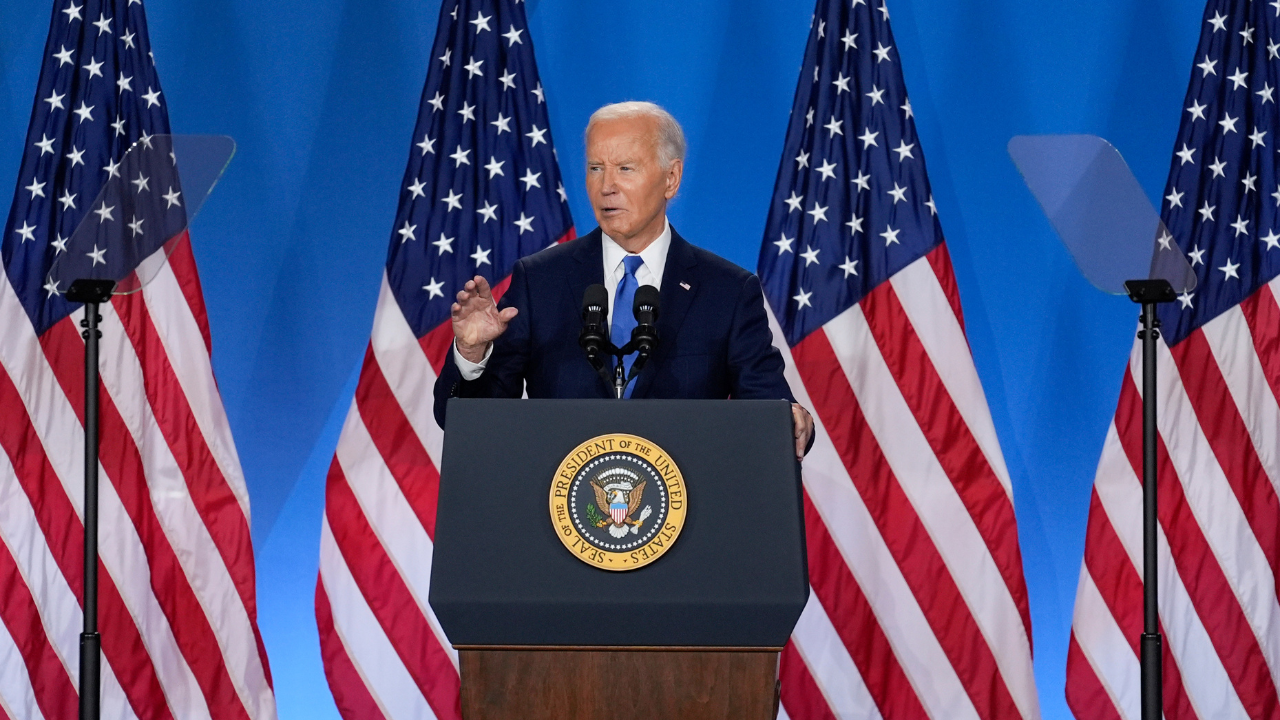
[{"left": 434, "top": 101, "right": 814, "bottom": 458}]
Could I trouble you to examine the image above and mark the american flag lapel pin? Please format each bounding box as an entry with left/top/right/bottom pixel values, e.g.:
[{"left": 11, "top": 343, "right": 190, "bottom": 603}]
[{"left": 679, "top": 282, "right": 691, "bottom": 290}]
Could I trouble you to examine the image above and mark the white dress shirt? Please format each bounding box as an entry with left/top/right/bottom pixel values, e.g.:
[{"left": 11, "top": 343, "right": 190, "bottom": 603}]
[{"left": 453, "top": 218, "right": 672, "bottom": 380}]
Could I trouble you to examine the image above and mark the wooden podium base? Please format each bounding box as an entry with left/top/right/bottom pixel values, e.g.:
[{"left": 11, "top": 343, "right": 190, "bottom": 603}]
[{"left": 458, "top": 648, "right": 781, "bottom": 720}]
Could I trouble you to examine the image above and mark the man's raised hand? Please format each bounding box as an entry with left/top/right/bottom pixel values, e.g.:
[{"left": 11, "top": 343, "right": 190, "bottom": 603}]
[{"left": 452, "top": 275, "right": 518, "bottom": 363}]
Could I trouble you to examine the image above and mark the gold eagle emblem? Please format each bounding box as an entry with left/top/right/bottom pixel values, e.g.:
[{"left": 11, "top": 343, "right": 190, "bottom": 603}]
[{"left": 590, "top": 468, "right": 653, "bottom": 538}]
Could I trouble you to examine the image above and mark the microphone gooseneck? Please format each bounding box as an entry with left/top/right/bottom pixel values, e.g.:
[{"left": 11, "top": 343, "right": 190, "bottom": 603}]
[
  {"left": 630, "top": 285, "right": 661, "bottom": 357},
  {"left": 579, "top": 284, "right": 609, "bottom": 369}
]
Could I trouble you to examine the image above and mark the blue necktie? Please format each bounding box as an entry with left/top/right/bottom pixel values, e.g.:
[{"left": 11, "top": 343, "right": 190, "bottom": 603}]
[{"left": 611, "top": 255, "right": 645, "bottom": 398}]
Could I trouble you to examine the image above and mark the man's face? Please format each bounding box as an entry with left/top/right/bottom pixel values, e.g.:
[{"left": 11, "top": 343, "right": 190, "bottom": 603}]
[{"left": 585, "top": 116, "right": 682, "bottom": 252}]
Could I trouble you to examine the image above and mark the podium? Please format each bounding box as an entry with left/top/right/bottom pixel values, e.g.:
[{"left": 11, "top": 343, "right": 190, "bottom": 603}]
[{"left": 430, "top": 399, "right": 809, "bottom": 720}]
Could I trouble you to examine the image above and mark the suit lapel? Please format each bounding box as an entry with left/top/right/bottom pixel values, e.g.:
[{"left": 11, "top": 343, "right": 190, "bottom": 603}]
[
  {"left": 632, "top": 229, "right": 698, "bottom": 398},
  {"left": 567, "top": 229, "right": 605, "bottom": 317}
]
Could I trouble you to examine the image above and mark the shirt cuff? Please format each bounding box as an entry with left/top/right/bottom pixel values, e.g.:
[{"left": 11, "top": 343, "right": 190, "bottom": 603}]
[{"left": 453, "top": 341, "right": 493, "bottom": 381}]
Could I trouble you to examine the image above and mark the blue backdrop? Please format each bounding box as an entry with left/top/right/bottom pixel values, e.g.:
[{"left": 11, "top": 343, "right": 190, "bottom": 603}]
[{"left": 0, "top": 0, "right": 1208, "bottom": 717}]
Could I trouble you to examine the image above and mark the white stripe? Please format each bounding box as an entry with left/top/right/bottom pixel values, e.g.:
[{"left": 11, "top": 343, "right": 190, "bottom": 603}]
[
  {"left": 334, "top": 402, "right": 457, "bottom": 669},
  {"left": 824, "top": 307, "right": 1040, "bottom": 719},
  {"left": 1070, "top": 566, "right": 1139, "bottom": 720},
  {"left": 96, "top": 301, "right": 274, "bottom": 718},
  {"left": 369, "top": 277, "right": 445, "bottom": 465},
  {"left": 1200, "top": 305, "right": 1280, "bottom": 493},
  {"left": 0, "top": 603, "right": 45, "bottom": 720},
  {"left": 790, "top": 591, "right": 880, "bottom": 720},
  {"left": 890, "top": 256, "right": 1015, "bottom": 496},
  {"left": 319, "top": 520, "right": 437, "bottom": 720},
  {"left": 776, "top": 703, "right": 791, "bottom": 720},
  {"left": 765, "top": 307, "right": 978, "bottom": 720}
]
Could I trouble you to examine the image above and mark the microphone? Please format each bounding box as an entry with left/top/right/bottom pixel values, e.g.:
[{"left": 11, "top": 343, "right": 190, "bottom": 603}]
[
  {"left": 578, "top": 284, "right": 609, "bottom": 369},
  {"left": 630, "top": 285, "right": 661, "bottom": 357}
]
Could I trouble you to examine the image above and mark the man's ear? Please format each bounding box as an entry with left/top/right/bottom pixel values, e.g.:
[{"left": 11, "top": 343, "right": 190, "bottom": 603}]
[{"left": 665, "top": 158, "right": 684, "bottom": 200}]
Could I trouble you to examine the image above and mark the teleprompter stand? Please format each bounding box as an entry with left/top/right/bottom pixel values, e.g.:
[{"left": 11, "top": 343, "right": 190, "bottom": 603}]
[{"left": 430, "top": 399, "right": 809, "bottom": 719}]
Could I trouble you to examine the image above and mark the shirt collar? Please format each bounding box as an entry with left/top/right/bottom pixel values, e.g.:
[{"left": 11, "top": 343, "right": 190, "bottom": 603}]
[{"left": 601, "top": 217, "right": 671, "bottom": 283}]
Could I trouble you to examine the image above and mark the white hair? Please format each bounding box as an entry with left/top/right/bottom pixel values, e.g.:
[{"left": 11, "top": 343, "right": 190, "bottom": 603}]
[{"left": 585, "top": 101, "right": 687, "bottom": 169}]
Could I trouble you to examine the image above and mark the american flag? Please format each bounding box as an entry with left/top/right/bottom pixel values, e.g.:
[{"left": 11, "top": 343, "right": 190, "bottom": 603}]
[
  {"left": 0, "top": 1, "right": 275, "bottom": 719},
  {"left": 757, "top": 1, "right": 1041, "bottom": 718},
  {"left": 313, "top": 0, "right": 573, "bottom": 716},
  {"left": 1066, "top": 1, "right": 1280, "bottom": 718}
]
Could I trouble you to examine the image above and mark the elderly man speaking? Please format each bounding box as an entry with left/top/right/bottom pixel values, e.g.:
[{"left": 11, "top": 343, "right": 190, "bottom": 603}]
[{"left": 433, "top": 101, "right": 814, "bottom": 459}]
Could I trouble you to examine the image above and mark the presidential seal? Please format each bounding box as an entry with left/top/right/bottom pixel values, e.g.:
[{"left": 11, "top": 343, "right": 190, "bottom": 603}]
[{"left": 549, "top": 433, "right": 687, "bottom": 571}]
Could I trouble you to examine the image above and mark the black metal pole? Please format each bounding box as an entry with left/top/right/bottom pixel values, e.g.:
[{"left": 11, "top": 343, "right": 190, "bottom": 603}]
[
  {"left": 79, "top": 301, "right": 102, "bottom": 720},
  {"left": 1139, "top": 300, "right": 1162, "bottom": 720}
]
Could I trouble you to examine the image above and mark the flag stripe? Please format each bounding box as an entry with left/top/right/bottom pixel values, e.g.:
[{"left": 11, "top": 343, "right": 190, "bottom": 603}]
[
  {"left": 314, "top": 580, "right": 387, "bottom": 720},
  {"left": 788, "top": 590, "right": 882, "bottom": 720},
  {"left": 779, "top": 641, "right": 840, "bottom": 720},
  {"left": 923, "top": 241, "right": 965, "bottom": 332},
  {"left": 1238, "top": 284, "right": 1280, "bottom": 408},
  {"left": 1065, "top": 632, "right": 1126, "bottom": 720},
  {"left": 0, "top": 529, "right": 76, "bottom": 720}
]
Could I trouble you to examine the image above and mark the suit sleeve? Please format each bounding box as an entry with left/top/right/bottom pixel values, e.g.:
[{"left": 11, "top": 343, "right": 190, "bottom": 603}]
[
  {"left": 432, "top": 261, "right": 533, "bottom": 427},
  {"left": 726, "top": 273, "right": 796, "bottom": 403}
]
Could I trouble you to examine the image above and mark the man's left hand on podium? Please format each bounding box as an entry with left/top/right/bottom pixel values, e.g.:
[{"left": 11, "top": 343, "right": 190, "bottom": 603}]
[{"left": 792, "top": 403, "right": 814, "bottom": 460}]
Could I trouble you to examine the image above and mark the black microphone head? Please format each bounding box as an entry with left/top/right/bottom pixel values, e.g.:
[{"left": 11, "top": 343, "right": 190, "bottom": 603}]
[
  {"left": 633, "top": 285, "right": 661, "bottom": 319},
  {"left": 583, "top": 283, "right": 608, "bottom": 312}
]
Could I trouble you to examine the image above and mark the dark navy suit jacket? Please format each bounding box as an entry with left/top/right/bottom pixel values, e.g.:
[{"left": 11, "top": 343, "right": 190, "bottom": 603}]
[{"left": 432, "top": 228, "right": 796, "bottom": 427}]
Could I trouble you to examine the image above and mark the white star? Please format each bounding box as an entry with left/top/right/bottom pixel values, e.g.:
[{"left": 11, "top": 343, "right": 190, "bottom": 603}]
[
  {"left": 1262, "top": 229, "right": 1280, "bottom": 250},
  {"left": 839, "top": 256, "right": 859, "bottom": 278},
  {"left": 818, "top": 20, "right": 825, "bottom": 38},
  {"left": 774, "top": 233, "right": 794, "bottom": 254},
  {"left": 34, "top": 134, "right": 55, "bottom": 155},
  {"left": 15, "top": 221, "right": 36, "bottom": 243},
  {"left": 521, "top": 168, "right": 542, "bottom": 190},
  {"left": 793, "top": 288, "right": 812, "bottom": 309},
  {"left": 44, "top": 90, "right": 65, "bottom": 111},
  {"left": 471, "top": 245, "right": 492, "bottom": 266},
  {"left": 1188, "top": 245, "right": 1206, "bottom": 266},
  {"left": 841, "top": 30, "right": 857, "bottom": 51},
  {"left": 63, "top": 2, "right": 83, "bottom": 22},
  {"left": 470, "top": 11, "right": 492, "bottom": 33},
  {"left": 858, "top": 128, "right": 879, "bottom": 148},
  {"left": 434, "top": 233, "right": 454, "bottom": 254},
  {"left": 503, "top": 24, "right": 524, "bottom": 46},
  {"left": 926, "top": 195, "right": 938, "bottom": 215},
  {"left": 84, "top": 56, "right": 103, "bottom": 78},
  {"left": 66, "top": 146, "right": 85, "bottom": 167},
  {"left": 424, "top": 278, "right": 445, "bottom": 299},
  {"left": 816, "top": 159, "right": 837, "bottom": 181},
  {"left": 25, "top": 178, "right": 45, "bottom": 199},
  {"left": 851, "top": 170, "right": 870, "bottom": 191},
  {"left": 127, "top": 216, "right": 144, "bottom": 237},
  {"left": 1241, "top": 25, "right": 1255, "bottom": 45},
  {"left": 1198, "top": 201, "right": 1215, "bottom": 222},
  {"left": 1228, "top": 68, "right": 1249, "bottom": 89},
  {"left": 795, "top": 150, "right": 810, "bottom": 170},
  {"left": 457, "top": 101, "right": 476, "bottom": 122},
  {"left": 1271, "top": 40, "right": 1280, "bottom": 60},
  {"left": 1273, "top": 0, "right": 1280, "bottom": 18},
  {"left": 121, "top": 29, "right": 135, "bottom": 49},
  {"left": 1208, "top": 11, "right": 1227, "bottom": 31},
  {"left": 439, "top": 48, "right": 451, "bottom": 67},
  {"left": 893, "top": 140, "right": 915, "bottom": 161},
  {"left": 163, "top": 186, "right": 181, "bottom": 208},
  {"left": 1157, "top": 231, "right": 1174, "bottom": 250},
  {"left": 513, "top": 212, "right": 535, "bottom": 234},
  {"left": 526, "top": 124, "right": 548, "bottom": 146},
  {"left": 1232, "top": 215, "right": 1250, "bottom": 236},
  {"left": 441, "top": 189, "right": 463, "bottom": 211},
  {"left": 805, "top": 107, "right": 814, "bottom": 127},
  {"left": 117, "top": 73, "right": 132, "bottom": 93},
  {"left": 878, "top": 3, "right": 889, "bottom": 19},
  {"left": 499, "top": 69, "right": 516, "bottom": 90},
  {"left": 531, "top": 82, "right": 545, "bottom": 103},
  {"left": 865, "top": 86, "right": 885, "bottom": 105},
  {"left": 1219, "top": 113, "right": 1238, "bottom": 134},
  {"left": 1274, "top": 186, "right": 1280, "bottom": 207},
  {"left": 814, "top": 65, "right": 820, "bottom": 83},
  {"left": 557, "top": 182, "right": 567, "bottom": 202},
  {"left": 1259, "top": 83, "right": 1276, "bottom": 104},
  {"left": 53, "top": 45, "right": 74, "bottom": 66},
  {"left": 846, "top": 214, "right": 864, "bottom": 234},
  {"left": 784, "top": 191, "right": 803, "bottom": 212},
  {"left": 131, "top": 174, "right": 149, "bottom": 193},
  {"left": 43, "top": 279, "right": 60, "bottom": 298},
  {"left": 407, "top": 178, "right": 427, "bottom": 198},
  {"left": 881, "top": 225, "right": 901, "bottom": 245},
  {"left": 397, "top": 220, "right": 416, "bottom": 243},
  {"left": 1209, "top": 157, "right": 1227, "bottom": 178},
  {"left": 73, "top": 102, "right": 94, "bottom": 123},
  {"left": 483, "top": 156, "right": 504, "bottom": 179},
  {"left": 1176, "top": 144, "right": 1195, "bottom": 165},
  {"left": 86, "top": 244, "right": 106, "bottom": 266},
  {"left": 1250, "top": 128, "right": 1267, "bottom": 148},
  {"left": 800, "top": 246, "right": 821, "bottom": 266},
  {"left": 824, "top": 116, "right": 843, "bottom": 137},
  {"left": 807, "top": 202, "right": 828, "bottom": 223},
  {"left": 887, "top": 182, "right": 908, "bottom": 204},
  {"left": 901, "top": 98, "right": 913, "bottom": 119},
  {"left": 833, "top": 72, "right": 851, "bottom": 94},
  {"left": 58, "top": 189, "right": 77, "bottom": 210},
  {"left": 1166, "top": 188, "right": 1183, "bottom": 207},
  {"left": 1243, "top": 172, "right": 1258, "bottom": 193},
  {"left": 873, "top": 42, "right": 892, "bottom": 63},
  {"left": 103, "top": 158, "right": 121, "bottom": 179},
  {"left": 476, "top": 200, "right": 498, "bottom": 223},
  {"left": 142, "top": 86, "right": 161, "bottom": 108},
  {"left": 1177, "top": 291, "right": 1194, "bottom": 309},
  {"left": 1197, "top": 55, "right": 1217, "bottom": 77},
  {"left": 464, "top": 56, "right": 484, "bottom": 78},
  {"left": 416, "top": 133, "right": 435, "bottom": 155},
  {"left": 491, "top": 113, "right": 512, "bottom": 134},
  {"left": 92, "top": 12, "right": 111, "bottom": 34},
  {"left": 1219, "top": 258, "right": 1240, "bottom": 279},
  {"left": 428, "top": 91, "right": 445, "bottom": 112},
  {"left": 1186, "top": 99, "right": 1206, "bottom": 120},
  {"left": 450, "top": 145, "right": 471, "bottom": 167}
]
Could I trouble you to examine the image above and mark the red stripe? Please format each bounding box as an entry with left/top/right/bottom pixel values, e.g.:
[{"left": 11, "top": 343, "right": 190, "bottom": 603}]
[
  {"left": 353, "top": 347, "right": 441, "bottom": 538},
  {"left": 1064, "top": 632, "right": 1124, "bottom": 720},
  {"left": 1238, "top": 284, "right": 1280, "bottom": 414},
  {"left": 859, "top": 280, "right": 1032, "bottom": 644},
  {"left": 801, "top": 492, "right": 928, "bottom": 720},
  {"left": 162, "top": 233, "right": 213, "bottom": 355},
  {"left": 778, "top": 640, "right": 838, "bottom": 720},
  {"left": 37, "top": 321, "right": 252, "bottom": 720},
  {"left": 0, "top": 356, "right": 173, "bottom": 720},
  {"left": 0, "top": 536, "right": 78, "bottom": 720},
  {"left": 792, "top": 329, "right": 1021, "bottom": 720},
  {"left": 1114, "top": 370, "right": 1280, "bottom": 719},
  {"left": 315, "top": 578, "right": 386, "bottom": 720},
  {"left": 924, "top": 243, "right": 965, "bottom": 333},
  {"left": 324, "top": 459, "right": 461, "bottom": 720},
  {"left": 1167, "top": 331, "right": 1280, "bottom": 600}
]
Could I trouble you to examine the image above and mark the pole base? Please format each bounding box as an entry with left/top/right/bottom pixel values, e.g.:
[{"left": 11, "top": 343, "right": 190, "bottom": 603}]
[
  {"left": 79, "top": 632, "right": 100, "bottom": 720},
  {"left": 1141, "top": 631, "right": 1162, "bottom": 720}
]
